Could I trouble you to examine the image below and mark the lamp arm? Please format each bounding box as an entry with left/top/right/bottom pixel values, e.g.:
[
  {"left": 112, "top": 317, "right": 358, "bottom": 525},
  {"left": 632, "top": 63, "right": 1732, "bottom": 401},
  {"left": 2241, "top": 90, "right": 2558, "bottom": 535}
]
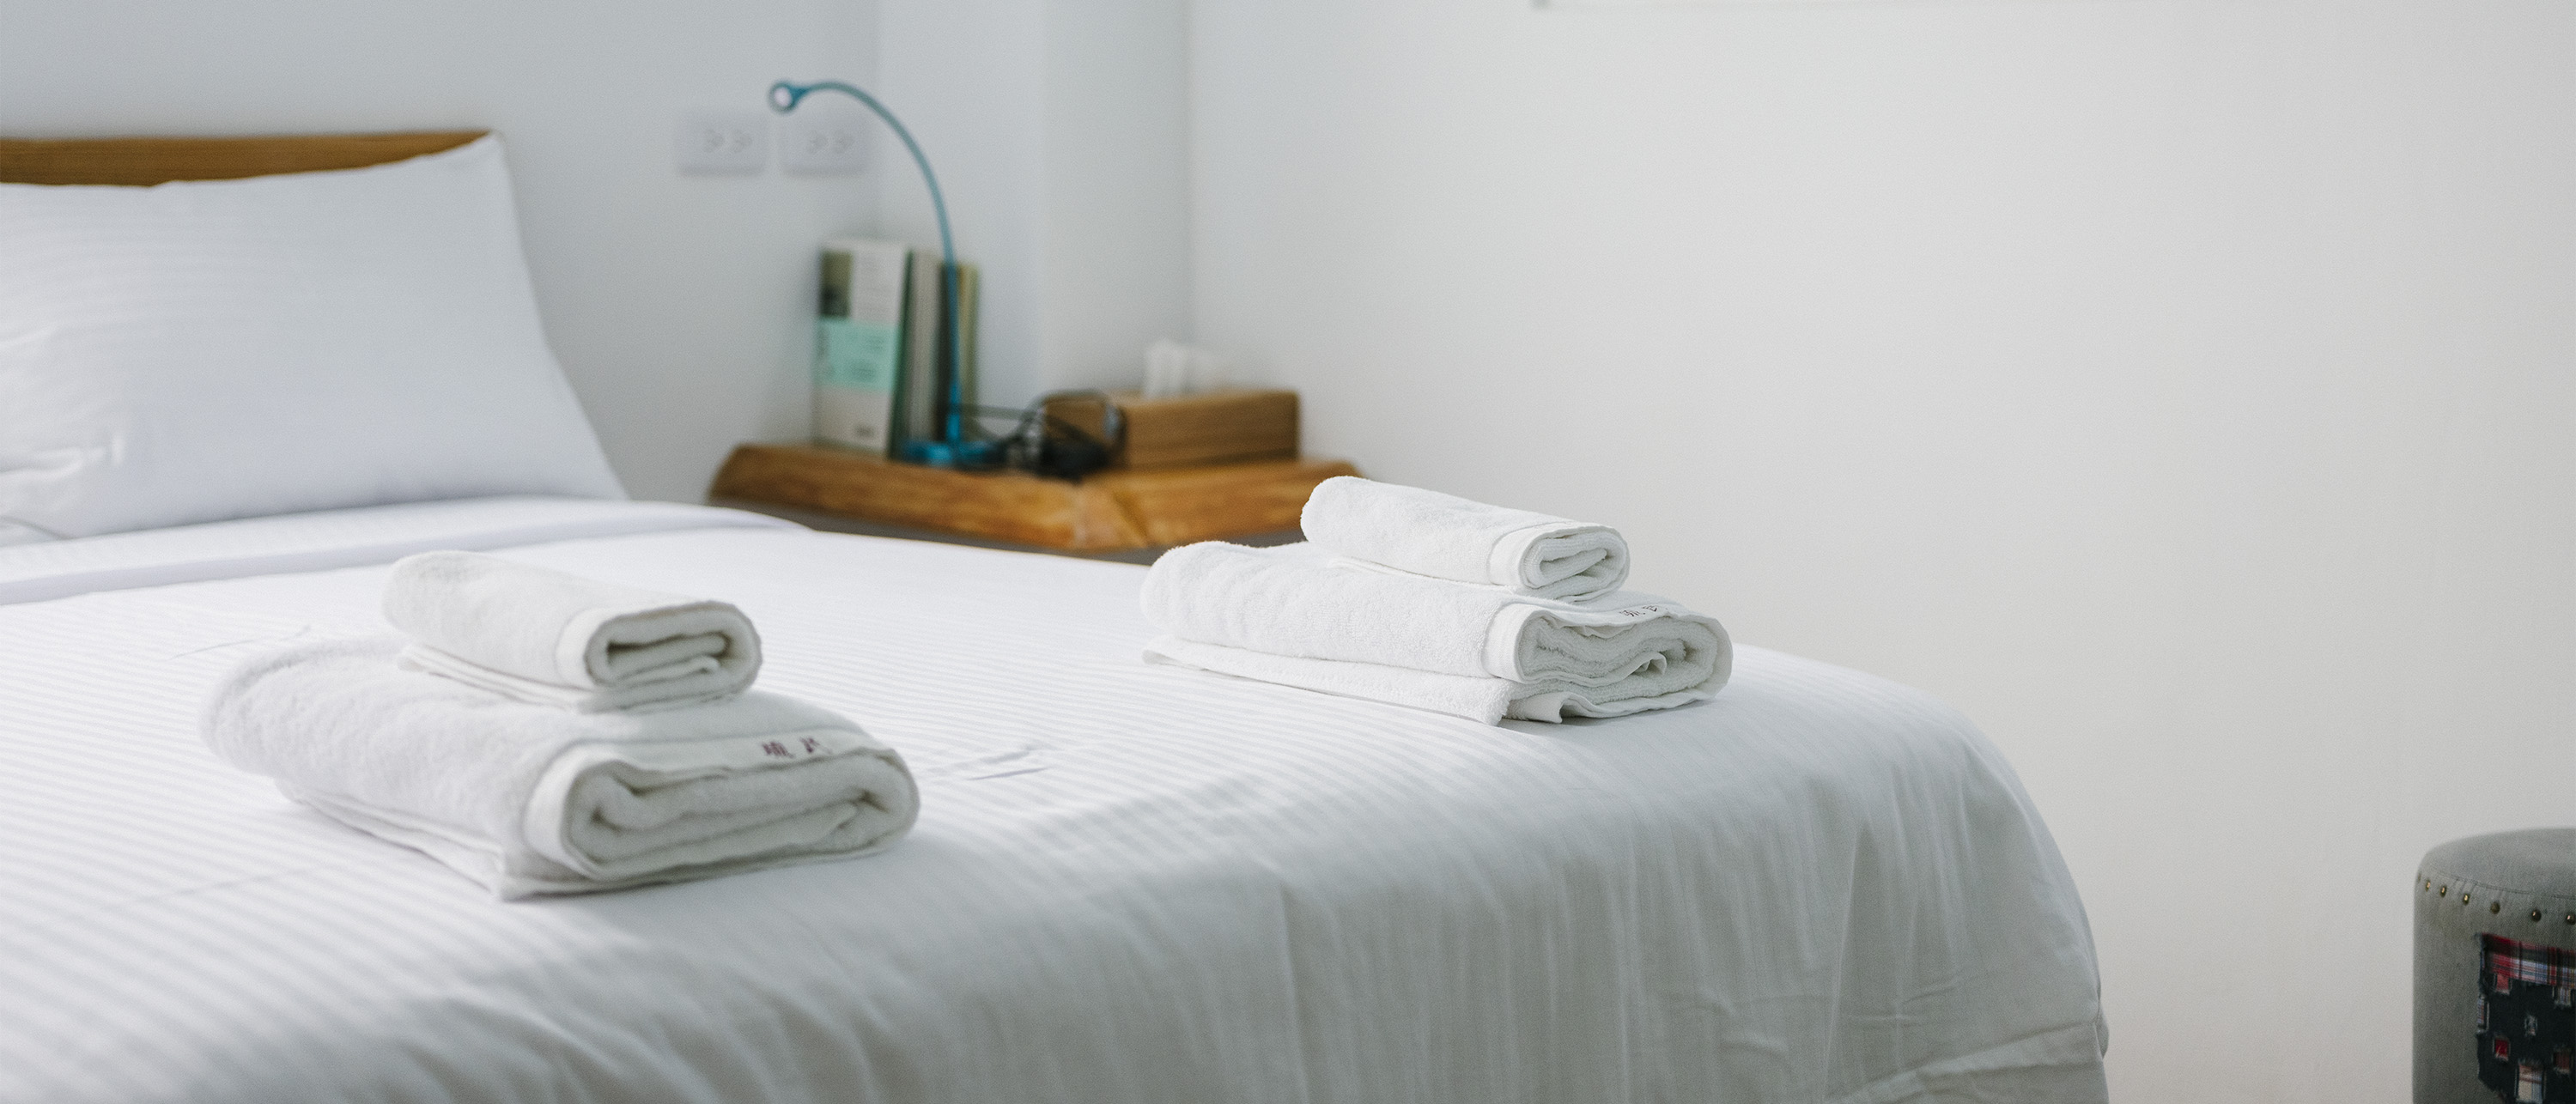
[{"left": 772, "top": 79, "right": 969, "bottom": 445}]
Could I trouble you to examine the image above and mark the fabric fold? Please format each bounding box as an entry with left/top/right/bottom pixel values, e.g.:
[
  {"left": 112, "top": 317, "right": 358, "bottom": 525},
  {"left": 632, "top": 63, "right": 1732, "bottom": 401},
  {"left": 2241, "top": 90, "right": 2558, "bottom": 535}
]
[
  {"left": 203, "top": 636, "right": 916, "bottom": 898},
  {"left": 1142, "top": 636, "right": 1719, "bottom": 725},
  {"left": 382, "top": 549, "right": 760, "bottom": 712},
  {"left": 1299, "top": 476, "right": 1630, "bottom": 601},
  {"left": 1139, "top": 541, "right": 1728, "bottom": 723}
]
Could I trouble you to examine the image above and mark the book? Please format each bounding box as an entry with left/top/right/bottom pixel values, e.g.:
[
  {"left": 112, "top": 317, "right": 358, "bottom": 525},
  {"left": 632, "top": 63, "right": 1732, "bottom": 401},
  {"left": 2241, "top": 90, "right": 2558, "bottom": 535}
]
[
  {"left": 952, "top": 261, "right": 980, "bottom": 425},
  {"left": 893, "top": 250, "right": 942, "bottom": 447},
  {"left": 813, "top": 238, "right": 908, "bottom": 454}
]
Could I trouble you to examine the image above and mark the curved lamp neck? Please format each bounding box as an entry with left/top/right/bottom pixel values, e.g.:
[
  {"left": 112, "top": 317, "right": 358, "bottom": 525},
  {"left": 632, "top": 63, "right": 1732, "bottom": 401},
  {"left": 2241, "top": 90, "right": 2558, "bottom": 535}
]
[
  {"left": 771, "top": 79, "right": 970, "bottom": 452},
  {"left": 769, "top": 80, "right": 956, "bottom": 270}
]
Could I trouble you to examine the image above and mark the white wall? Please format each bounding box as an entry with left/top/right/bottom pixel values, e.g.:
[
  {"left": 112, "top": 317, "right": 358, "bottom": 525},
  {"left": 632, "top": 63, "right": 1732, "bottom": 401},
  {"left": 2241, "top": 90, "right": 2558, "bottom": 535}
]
[
  {"left": 1190, "top": 2, "right": 2575, "bottom": 1101},
  {"left": 0, "top": 0, "right": 878, "bottom": 502},
  {"left": 873, "top": 0, "right": 1191, "bottom": 408}
]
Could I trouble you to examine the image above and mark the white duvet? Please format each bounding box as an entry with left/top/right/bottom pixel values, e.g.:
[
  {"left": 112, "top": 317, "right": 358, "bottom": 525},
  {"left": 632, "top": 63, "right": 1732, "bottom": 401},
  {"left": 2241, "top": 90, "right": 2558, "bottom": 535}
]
[{"left": 0, "top": 499, "right": 2106, "bottom": 1104}]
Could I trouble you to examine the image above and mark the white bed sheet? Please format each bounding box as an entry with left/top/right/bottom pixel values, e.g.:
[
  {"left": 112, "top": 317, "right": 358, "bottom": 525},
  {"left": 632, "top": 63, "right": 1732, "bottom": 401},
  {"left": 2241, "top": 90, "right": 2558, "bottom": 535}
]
[
  {"left": 0, "top": 495, "right": 793, "bottom": 606},
  {"left": 0, "top": 499, "right": 2106, "bottom": 1103}
]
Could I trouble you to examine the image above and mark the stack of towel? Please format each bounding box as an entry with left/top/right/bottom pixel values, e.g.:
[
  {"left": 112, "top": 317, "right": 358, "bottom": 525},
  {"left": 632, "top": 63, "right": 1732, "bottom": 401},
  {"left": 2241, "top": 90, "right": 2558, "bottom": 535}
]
[
  {"left": 1142, "top": 477, "right": 1732, "bottom": 724},
  {"left": 203, "top": 552, "right": 918, "bottom": 899}
]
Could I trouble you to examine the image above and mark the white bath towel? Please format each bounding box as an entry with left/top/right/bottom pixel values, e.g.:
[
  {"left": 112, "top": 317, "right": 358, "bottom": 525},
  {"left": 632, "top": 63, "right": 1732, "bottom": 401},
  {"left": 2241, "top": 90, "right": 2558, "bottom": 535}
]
[
  {"left": 204, "top": 636, "right": 917, "bottom": 899},
  {"left": 383, "top": 550, "right": 761, "bottom": 712},
  {"left": 1139, "top": 541, "right": 1728, "bottom": 723},
  {"left": 1299, "top": 476, "right": 1631, "bottom": 601}
]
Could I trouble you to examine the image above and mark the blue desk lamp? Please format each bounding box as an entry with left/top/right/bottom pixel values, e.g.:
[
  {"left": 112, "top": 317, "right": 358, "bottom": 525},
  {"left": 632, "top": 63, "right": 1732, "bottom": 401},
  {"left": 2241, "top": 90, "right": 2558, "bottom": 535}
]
[{"left": 770, "top": 79, "right": 998, "bottom": 469}]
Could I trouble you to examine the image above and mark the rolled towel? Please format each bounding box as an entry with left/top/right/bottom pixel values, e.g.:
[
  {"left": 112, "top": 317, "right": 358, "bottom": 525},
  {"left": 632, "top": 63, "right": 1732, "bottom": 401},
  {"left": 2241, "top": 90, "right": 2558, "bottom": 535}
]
[
  {"left": 383, "top": 550, "right": 761, "bottom": 712},
  {"left": 1300, "top": 476, "right": 1630, "bottom": 601},
  {"left": 204, "top": 636, "right": 917, "bottom": 899},
  {"left": 1139, "top": 541, "right": 1728, "bottom": 723}
]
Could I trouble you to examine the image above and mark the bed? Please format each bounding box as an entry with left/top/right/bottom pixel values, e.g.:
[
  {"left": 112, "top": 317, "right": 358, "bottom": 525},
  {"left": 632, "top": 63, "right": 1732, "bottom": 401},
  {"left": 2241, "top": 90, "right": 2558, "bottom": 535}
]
[{"left": 0, "top": 132, "right": 2107, "bottom": 1103}]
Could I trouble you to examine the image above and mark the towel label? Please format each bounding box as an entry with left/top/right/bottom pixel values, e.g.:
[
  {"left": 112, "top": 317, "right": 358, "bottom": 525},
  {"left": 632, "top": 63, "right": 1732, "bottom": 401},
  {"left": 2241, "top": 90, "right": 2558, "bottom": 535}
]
[{"left": 760, "top": 736, "right": 829, "bottom": 760}]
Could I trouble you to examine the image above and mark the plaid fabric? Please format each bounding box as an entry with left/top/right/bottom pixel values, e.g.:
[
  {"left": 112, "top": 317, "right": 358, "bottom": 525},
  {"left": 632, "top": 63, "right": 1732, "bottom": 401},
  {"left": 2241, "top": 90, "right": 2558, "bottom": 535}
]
[{"left": 2488, "top": 935, "right": 2576, "bottom": 989}]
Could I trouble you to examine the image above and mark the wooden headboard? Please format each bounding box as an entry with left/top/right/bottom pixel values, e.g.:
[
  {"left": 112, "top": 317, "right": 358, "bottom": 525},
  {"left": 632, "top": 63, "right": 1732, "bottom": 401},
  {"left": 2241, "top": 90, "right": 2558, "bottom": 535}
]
[{"left": 0, "top": 130, "right": 488, "bottom": 186}]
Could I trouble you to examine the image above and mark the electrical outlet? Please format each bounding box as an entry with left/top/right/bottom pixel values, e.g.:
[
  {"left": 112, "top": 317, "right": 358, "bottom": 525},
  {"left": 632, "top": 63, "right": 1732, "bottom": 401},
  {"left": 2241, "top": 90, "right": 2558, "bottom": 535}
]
[
  {"left": 673, "top": 111, "right": 771, "bottom": 174},
  {"left": 781, "top": 111, "right": 869, "bottom": 175}
]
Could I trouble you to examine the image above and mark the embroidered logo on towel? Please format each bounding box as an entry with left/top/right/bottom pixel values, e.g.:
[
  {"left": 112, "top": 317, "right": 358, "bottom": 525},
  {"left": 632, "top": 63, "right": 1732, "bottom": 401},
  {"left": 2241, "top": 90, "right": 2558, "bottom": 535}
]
[{"left": 2476, "top": 934, "right": 2575, "bottom": 1103}]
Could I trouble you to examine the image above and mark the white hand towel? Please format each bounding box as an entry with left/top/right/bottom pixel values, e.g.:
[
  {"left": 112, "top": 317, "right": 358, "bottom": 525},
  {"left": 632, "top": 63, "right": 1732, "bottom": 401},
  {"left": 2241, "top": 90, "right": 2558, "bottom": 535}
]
[
  {"left": 204, "top": 636, "right": 917, "bottom": 899},
  {"left": 382, "top": 550, "right": 761, "bottom": 712},
  {"left": 1139, "top": 541, "right": 1728, "bottom": 723},
  {"left": 1299, "top": 476, "right": 1631, "bottom": 601}
]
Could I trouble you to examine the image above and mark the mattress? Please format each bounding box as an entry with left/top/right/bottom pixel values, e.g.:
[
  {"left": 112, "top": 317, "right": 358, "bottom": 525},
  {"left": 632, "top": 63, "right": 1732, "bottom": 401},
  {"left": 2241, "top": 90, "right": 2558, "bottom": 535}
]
[{"left": 0, "top": 498, "right": 2107, "bottom": 1103}]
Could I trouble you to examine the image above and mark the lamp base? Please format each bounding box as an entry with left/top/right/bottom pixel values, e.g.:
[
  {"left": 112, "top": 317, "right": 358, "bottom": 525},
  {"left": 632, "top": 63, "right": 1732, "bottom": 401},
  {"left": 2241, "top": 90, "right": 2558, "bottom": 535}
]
[{"left": 896, "top": 438, "right": 1007, "bottom": 470}]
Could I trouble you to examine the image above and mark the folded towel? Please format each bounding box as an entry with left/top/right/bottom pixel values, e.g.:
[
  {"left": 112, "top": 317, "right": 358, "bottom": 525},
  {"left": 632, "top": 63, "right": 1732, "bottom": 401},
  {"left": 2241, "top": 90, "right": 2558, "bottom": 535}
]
[
  {"left": 1299, "top": 476, "right": 1631, "bottom": 601},
  {"left": 382, "top": 550, "right": 761, "bottom": 712},
  {"left": 1139, "top": 541, "right": 1728, "bottom": 723},
  {"left": 204, "top": 636, "right": 917, "bottom": 899},
  {"left": 1143, "top": 637, "right": 1719, "bottom": 725}
]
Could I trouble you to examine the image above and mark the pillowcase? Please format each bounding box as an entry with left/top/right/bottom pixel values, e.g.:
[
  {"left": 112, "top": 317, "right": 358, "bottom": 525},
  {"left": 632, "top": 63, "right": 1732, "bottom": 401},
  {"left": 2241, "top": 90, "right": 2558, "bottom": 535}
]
[{"left": 0, "top": 135, "right": 624, "bottom": 539}]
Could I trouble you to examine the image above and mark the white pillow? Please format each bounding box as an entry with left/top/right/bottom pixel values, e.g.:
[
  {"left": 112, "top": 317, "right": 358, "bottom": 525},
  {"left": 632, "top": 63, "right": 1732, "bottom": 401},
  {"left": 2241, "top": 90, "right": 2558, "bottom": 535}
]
[{"left": 0, "top": 135, "right": 624, "bottom": 539}]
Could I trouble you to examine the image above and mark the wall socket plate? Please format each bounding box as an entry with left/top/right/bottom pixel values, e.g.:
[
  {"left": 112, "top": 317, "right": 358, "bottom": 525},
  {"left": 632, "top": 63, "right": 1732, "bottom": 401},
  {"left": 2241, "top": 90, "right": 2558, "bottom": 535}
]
[
  {"left": 781, "top": 110, "right": 869, "bottom": 175},
  {"left": 674, "top": 110, "right": 771, "bottom": 174}
]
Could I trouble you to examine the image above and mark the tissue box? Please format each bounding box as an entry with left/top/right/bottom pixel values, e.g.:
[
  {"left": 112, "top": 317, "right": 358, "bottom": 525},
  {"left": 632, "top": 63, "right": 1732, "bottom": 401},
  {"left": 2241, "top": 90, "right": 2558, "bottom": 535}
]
[{"left": 1047, "top": 389, "right": 1299, "bottom": 471}]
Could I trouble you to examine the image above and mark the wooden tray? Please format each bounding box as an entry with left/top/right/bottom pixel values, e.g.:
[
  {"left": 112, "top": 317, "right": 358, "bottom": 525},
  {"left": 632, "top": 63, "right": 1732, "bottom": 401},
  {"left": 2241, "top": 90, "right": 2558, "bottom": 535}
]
[{"left": 709, "top": 444, "right": 1358, "bottom": 551}]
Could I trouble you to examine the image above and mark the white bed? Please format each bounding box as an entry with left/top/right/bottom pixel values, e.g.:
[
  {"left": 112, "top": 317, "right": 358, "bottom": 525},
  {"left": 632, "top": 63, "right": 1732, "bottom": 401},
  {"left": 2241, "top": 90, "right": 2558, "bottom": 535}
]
[
  {"left": 0, "top": 129, "right": 2104, "bottom": 1102},
  {"left": 0, "top": 497, "right": 2105, "bottom": 1102}
]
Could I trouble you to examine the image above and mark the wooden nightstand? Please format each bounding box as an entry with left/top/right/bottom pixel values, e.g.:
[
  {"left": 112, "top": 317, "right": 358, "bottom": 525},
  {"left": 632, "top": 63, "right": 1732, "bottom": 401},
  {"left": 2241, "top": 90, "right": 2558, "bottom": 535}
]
[{"left": 708, "top": 444, "right": 1358, "bottom": 563}]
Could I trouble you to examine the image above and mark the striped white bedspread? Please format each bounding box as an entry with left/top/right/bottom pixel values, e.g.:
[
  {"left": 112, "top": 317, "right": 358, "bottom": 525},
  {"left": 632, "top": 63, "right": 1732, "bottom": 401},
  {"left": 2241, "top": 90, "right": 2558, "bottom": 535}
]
[{"left": 0, "top": 499, "right": 2106, "bottom": 1103}]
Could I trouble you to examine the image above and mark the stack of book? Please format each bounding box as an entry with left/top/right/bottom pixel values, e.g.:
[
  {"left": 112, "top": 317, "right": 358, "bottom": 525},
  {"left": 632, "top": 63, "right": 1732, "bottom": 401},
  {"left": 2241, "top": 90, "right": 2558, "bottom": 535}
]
[{"left": 813, "top": 238, "right": 979, "bottom": 456}]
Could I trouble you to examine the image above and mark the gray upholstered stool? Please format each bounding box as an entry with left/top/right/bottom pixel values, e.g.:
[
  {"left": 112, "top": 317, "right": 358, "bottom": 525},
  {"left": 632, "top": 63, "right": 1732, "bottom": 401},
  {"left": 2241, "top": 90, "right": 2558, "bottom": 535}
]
[{"left": 2418, "top": 828, "right": 2576, "bottom": 1103}]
